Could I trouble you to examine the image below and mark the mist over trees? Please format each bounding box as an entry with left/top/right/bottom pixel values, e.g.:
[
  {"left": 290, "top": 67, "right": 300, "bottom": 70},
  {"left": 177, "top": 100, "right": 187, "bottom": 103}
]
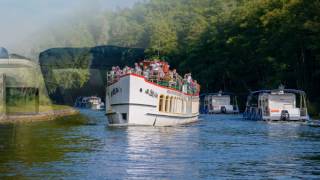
[
  {"left": 19, "top": 11, "right": 110, "bottom": 59},
  {"left": 34, "top": 0, "right": 320, "bottom": 114}
]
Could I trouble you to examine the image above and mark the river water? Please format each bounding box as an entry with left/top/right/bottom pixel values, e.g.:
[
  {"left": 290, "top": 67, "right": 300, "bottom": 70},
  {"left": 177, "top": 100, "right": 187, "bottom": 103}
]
[{"left": 0, "top": 111, "right": 320, "bottom": 179}]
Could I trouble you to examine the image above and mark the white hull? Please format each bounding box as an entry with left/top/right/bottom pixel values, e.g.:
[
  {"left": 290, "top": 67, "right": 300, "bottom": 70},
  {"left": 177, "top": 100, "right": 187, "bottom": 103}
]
[
  {"left": 206, "top": 111, "right": 239, "bottom": 114},
  {"left": 106, "top": 74, "right": 199, "bottom": 126},
  {"left": 107, "top": 109, "right": 198, "bottom": 126}
]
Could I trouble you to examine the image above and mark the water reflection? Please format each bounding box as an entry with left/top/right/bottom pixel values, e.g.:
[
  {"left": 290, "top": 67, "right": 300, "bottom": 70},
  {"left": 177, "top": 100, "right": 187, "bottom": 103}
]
[
  {"left": 124, "top": 126, "right": 200, "bottom": 179},
  {"left": 0, "top": 115, "right": 91, "bottom": 178}
]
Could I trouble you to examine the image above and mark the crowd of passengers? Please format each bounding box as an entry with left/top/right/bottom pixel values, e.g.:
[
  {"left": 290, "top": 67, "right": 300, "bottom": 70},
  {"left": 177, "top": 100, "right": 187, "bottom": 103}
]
[{"left": 108, "top": 60, "right": 200, "bottom": 94}]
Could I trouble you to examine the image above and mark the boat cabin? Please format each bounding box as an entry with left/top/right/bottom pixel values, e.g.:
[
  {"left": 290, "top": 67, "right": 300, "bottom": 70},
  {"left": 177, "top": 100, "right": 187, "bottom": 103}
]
[
  {"left": 200, "top": 91, "right": 239, "bottom": 114},
  {"left": 244, "top": 86, "right": 308, "bottom": 121}
]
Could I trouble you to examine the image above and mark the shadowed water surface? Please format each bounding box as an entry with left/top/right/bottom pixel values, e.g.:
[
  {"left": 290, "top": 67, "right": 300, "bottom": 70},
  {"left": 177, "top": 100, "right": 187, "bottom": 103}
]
[{"left": 0, "top": 112, "right": 320, "bottom": 179}]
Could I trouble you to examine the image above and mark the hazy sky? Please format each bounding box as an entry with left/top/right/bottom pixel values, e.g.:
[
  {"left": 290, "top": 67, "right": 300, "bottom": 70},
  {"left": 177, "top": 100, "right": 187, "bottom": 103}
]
[{"left": 0, "top": 0, "right": 142, "bottom": 51}]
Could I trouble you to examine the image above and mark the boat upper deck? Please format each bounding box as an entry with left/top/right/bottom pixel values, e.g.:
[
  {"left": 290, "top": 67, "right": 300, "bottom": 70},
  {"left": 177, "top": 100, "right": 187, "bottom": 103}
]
[{"left": 107, "top": 59, "right": 200, "bottom": 96}]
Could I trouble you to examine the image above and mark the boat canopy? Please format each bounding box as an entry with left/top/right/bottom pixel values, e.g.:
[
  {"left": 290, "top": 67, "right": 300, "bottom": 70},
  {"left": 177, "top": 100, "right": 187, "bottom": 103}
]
[
  {"left": 211, "top": 96, "right": 231, "bottom": 105},
  {"left": 246, "top": 86, "right": 307, "bottom": 110},
  {"left": 268, "top": 94, "right": 296, "bottom": 109}
]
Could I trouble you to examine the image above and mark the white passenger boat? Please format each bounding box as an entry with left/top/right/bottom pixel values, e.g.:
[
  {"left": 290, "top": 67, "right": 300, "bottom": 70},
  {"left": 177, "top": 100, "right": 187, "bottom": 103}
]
[
  {"left": 200, "top": 91, "right": 239, "bottom": 114},
  {"left": 105, "top": 60, "right": 200, "bottom": 126},
  {"left": 243, "top": 86, "right": 309, "bottom": 121},
  {"left": 74, "top": 96, "right": 105, "bottom": 110}
]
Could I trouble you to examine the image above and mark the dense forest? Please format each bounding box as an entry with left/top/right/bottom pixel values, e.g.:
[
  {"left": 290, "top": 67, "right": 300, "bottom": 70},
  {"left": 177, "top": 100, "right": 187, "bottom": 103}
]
[
  {"left": 106, "top": 0, "right": 320, "bottom": 115},
  {"left": 38, "top": 0, "right": 320, "bottom": 115}
]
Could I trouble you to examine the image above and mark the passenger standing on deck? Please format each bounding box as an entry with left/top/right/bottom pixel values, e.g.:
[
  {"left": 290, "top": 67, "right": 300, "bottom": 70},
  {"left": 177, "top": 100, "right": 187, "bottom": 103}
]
[
  {"left": 115, "top": 66, "right": 121, "bottom": 80},
  {"left": 172, "top": 69, "right": 177, "bottom": 79},
  {"left": 187, "top": 73, "right": 192, "bottom": 84},
  {"left": 123, "top": 66, "right": 128, "bottom": 74},
  {"left": 127, "top": 66, "right": 133, "bottom": 74},
  {"left": 144, "top": 67, "right": 150, "bottom": 79},
  {"left": 150, "top": 61, "right": 159, "bottom": 81},
  {"left": 158, "top": 65, "right": 165, "bottom": 80},
  {"left": 110, "top": 66, "right": 116, "bottom": 83},
  {"left": 135, "top": 63, "right": 142, "bottom": 75},
  {"left": 185, "top": 73, "right": 193, "bottom": 93}
]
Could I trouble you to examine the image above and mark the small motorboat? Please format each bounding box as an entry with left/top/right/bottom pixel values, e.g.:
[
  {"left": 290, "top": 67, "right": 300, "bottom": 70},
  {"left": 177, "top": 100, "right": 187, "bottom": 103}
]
[
  {"left": 200, "top": 91, "right": 239, "bottom": 114},
  {"left": 243, "top": 85, "right": 309, "bottom": 121},
  {"left": 74, "top": 96, "right": 105, "bottom": 110}
]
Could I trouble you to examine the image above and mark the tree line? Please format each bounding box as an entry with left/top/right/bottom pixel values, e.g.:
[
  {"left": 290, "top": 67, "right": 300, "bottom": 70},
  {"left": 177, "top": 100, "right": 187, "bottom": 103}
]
[
  {"left": 35, "top": 0, "right": 320, "bottom": 115},
  {"left": 105, "top": 0, "right": 320, "bottom": 115}
]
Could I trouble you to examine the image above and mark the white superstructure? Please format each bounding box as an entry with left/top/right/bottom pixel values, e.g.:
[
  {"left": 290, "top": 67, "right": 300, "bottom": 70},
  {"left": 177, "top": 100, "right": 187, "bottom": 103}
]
[
  {"left": 105, "top": 61, "right": 200, "bottom": 126},
  {"left": 243, "top": 87, "right": 309, "bottom": 121}
]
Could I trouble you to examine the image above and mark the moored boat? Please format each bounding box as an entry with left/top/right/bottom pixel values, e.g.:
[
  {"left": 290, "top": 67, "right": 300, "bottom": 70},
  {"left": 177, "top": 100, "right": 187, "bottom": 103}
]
[
  {"left": 105, "top": 60, "right": 200, "bottom": 126},
  {"left": 200, "top": 91, "right": 239, "bottom": 114},
  {"left": 243, "top": 86, "right": 309, "bottom": 121},
  {"left": 74, "top": 96, "right": 105, "bottom": 110}
]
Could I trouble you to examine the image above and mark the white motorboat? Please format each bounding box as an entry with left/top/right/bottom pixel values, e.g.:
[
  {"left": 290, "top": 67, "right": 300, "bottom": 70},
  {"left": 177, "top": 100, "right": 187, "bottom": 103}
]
[
  {"left": 243, "top": 86, "right": 309, "bottom": 121},
  {"left": 200, "top": 91, "right": 239, "bottom": 114},
  {"left": 74, "top": 96, "right": 105, "bottom": 110}
]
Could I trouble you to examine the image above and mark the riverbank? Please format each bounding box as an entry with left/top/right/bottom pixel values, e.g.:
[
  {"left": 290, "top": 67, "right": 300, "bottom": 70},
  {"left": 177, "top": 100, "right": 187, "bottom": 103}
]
[{"left": 0, "top": 105, "right": 79, "bottom": 123}]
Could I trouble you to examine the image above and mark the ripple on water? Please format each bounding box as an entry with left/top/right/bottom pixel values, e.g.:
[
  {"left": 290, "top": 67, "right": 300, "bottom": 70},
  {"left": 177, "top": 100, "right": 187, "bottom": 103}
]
[{"left": 1, "top": 112, "right": 320, "bottom": 179}]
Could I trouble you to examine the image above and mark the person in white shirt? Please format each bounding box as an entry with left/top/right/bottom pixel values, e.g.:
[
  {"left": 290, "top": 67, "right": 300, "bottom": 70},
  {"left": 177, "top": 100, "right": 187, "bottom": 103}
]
[
  {"left": 144, "top": 68, "right": 150, "bottom": 79},
  {"left": 187, "top": 73, "right": 192, "bottom": 84},
  {"left": 134, "top": 63, "right": 142, "bottom": 75}
]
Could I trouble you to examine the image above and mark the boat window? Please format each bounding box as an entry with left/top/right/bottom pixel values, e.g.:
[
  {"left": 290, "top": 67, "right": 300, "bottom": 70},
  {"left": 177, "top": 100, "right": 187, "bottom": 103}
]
[
  {"left": 174, "top": 97, "right": 177, "bottom": 113},
  {"left": 179, "top": 98, "right": 183, "bottom": 113},
  {"left": 165, "top": 96, "right": 170, "bottom": 112},
  {"left": 169, "top": 96, "right": 174, "bottom": 113},
  {"left": 121, "top": 113, "right": 127, "bottom": 121},
  {"left": 212, "top": 96, "right": 231, "bottom": 105},
  {"left": 269, "top": 94, "right": 296, "bottom": 109},
  {"left": 174, "top": 97, "right": 176, "bottom": 113},
  {"left": 176, "top": 97, "right": 179, "bottom": 113},
  {"left": 159, "top": 95, "right": 164, "bottom": 112},
  {"left": 176, "top": 98, "right": 179, "bottom": 114},
  {"left": 182, "top": 100, "right": 186, "bottom": 114}
]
